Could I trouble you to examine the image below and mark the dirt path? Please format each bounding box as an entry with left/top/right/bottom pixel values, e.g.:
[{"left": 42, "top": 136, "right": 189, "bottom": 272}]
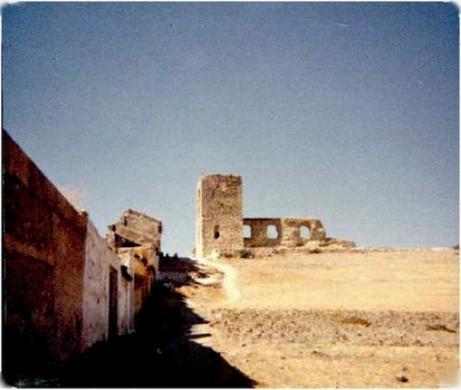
[
  {"left": 185, "top": 257, "right": 241, "bottom": 350},
  {"left": 193, "top": 257, "right": 241, "bottom": 304}
]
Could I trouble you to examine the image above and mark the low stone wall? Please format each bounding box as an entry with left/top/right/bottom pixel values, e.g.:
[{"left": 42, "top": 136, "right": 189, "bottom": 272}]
[{"left": 234, "top": 240, "right": 356, "bottom": 258}]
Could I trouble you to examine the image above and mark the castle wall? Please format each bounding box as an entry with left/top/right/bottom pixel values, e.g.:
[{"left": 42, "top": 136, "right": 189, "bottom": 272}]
[
  {"left": 279, "top": 218, "right": 327, "bottom": 247},
  {"left": 243, "top": 218, "right": 282, "bottom": 248},
  {"left": 195, "top": 174, "right": 243, "bottom": 258},
  {"left": 243, "top": 217, "right": 327, "bottom": 248}
]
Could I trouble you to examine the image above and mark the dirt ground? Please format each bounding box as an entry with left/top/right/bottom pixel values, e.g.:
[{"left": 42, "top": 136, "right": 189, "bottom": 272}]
[{"left": 179, "top": 249, "right": 459, "bottom": 387}]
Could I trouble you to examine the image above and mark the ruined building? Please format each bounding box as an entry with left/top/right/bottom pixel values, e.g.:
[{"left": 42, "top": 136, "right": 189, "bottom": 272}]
[
  {"left": 3, "top": 130, "right": 161, "bottom": 373},
  {"left": 107, "top": 210, "right": 162, "bottom": 319},
  {"left": 195, "top": 174, "right": 244, "bottom": 258},
  {"left": 195, "top": 174, "right": 355, "bottom": 258}
]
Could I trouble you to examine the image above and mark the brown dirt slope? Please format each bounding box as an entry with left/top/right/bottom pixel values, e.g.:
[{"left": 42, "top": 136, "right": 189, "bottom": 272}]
[{"left": 184, "top": 249, "right": 459, "bottom": 387}]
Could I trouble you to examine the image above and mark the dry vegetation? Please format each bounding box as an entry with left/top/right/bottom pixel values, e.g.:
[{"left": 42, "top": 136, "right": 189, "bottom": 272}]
[{"left": 179, "top": 249, "right": 459, "bottom": 387}]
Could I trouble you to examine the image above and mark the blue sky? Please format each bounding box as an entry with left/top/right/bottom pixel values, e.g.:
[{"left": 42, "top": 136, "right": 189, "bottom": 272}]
[{"left": 3, "top": 2, "right": 459, "bottom": 254}]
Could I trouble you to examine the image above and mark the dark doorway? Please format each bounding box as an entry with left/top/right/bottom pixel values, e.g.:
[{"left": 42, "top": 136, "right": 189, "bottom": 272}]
[
  {"left": 213, "top": 225, "right": 220, "bottom": 239},
  {"left": 134, "top": 274, "right": 149, "bottom": 322},
  {"left": 109, "top": 266, "right": 118, "bottom": 340}
]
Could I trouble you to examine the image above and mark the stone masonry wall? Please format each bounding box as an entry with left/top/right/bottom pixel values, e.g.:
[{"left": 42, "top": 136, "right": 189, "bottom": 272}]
[
  {"left": 243, "top": 217, "right": 327, "bottom": 248},
  {"left": 195, "top": 174, "right": 243, "bottom": 258},
  {"left": 243, "top": 218, "right": 282, "bottom": 248},
  {"left": 279, "top": 218, "right": 327, "bottom": 247}
]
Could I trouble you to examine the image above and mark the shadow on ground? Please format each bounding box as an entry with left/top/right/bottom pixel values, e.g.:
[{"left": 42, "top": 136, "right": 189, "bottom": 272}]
[{"left": 4, "top": 258, "right": 255, "bottom": 388}]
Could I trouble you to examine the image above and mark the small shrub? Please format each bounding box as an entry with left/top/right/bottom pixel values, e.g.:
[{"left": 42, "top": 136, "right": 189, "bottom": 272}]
[
  {"left": 239, "top": 249, "right": 254, "bottom": 259},
  {"left": 341, "top": 316, "right": 371, "bottom": 327},
  {"left": 426, "top": 324, "right": 456, "bottom": 333}
]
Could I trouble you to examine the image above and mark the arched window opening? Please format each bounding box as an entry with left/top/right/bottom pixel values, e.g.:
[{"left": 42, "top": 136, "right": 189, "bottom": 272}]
[
  {"left": 267, "top": 225, "right": 278, "bottom": 239},
  {"left": 300, "top": 226, "right": 310, "bottom": 239},
  {"left": 243, "top": 225, "right": 252, "bottom": 239}
]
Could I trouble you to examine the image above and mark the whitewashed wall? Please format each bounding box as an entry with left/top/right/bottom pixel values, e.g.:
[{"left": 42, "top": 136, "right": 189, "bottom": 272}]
[{"left": 81, "top": 219, "right": 135, "bottom": 351}]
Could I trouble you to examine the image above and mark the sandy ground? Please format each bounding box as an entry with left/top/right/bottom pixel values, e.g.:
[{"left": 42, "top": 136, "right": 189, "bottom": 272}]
[{"left": 181, "top": 249, "right": 459, "bottom": 387}]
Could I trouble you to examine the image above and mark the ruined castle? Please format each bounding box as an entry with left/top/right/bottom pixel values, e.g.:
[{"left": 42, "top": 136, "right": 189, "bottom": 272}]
[{"left": 195, "top": 174, "right": 355, "bottom": 259}]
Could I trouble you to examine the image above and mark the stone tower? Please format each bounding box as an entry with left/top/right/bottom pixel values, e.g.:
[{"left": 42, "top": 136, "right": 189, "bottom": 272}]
[{"left": 195, "top": 174, "right": 243, "bottom": 258}]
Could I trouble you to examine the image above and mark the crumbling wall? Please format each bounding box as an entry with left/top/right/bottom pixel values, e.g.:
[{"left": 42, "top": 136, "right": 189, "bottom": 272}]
[
  {"left": 107, "top": 209, "right": 161, "bottom": 318},
  {"left": 243, "top": 218, "right": 282, "bottom": 248},
  {"left": 107, "top": 209, "right": 161, "bottom": 250},
  {"left": 279, "top": 218, "right": 327, "bottom": 247},
  {"left": 244, "top": 217, "right": 327, "bottom": 248},
  {"left": 107, "top": 209, "right": 161, "bottom": 271},
  {"left": 3, "top": 130, "right": 88, "bottom": 364},
  {"left": 82, "top": 220, "right": 134, "bottom": 350},
  {"left": 195, "top": 174, "right": 243, "bottom": 258},
  {"left": 117, "top": 246, "right": 153, "bottom": 318}
]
